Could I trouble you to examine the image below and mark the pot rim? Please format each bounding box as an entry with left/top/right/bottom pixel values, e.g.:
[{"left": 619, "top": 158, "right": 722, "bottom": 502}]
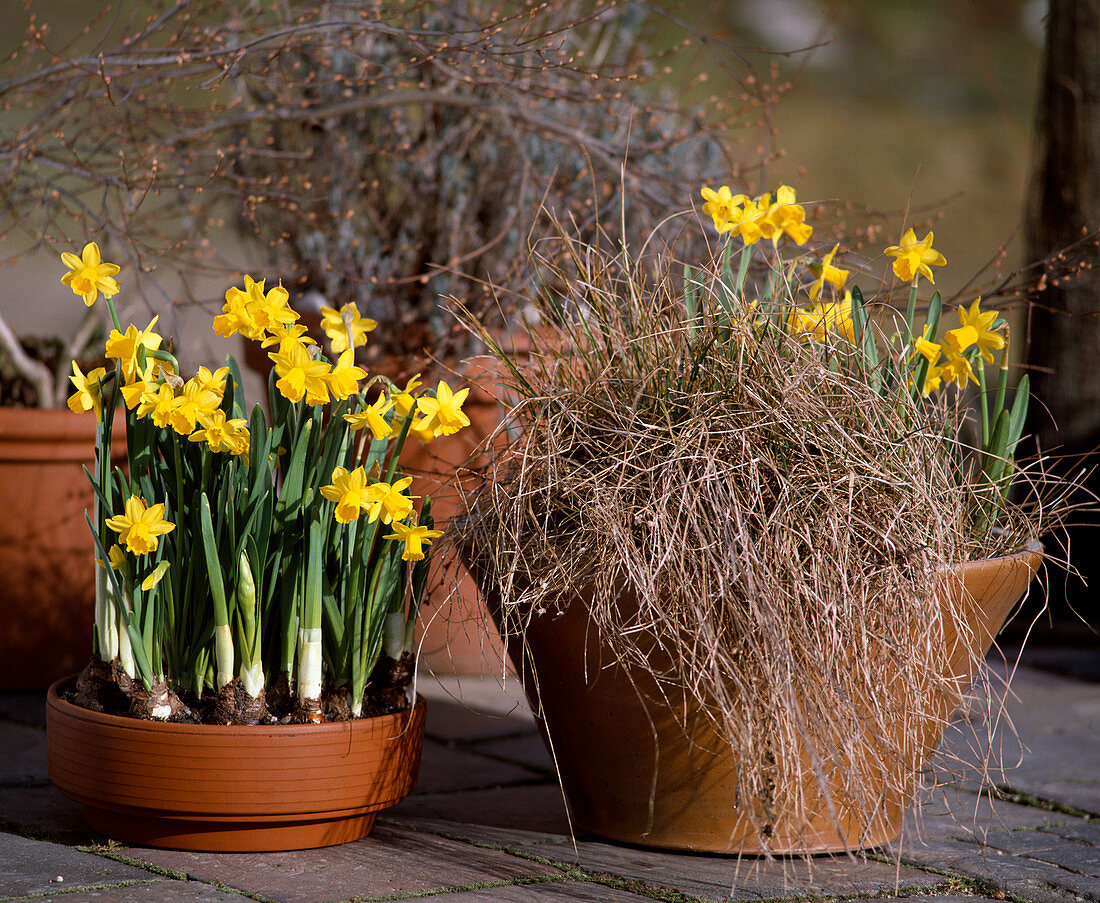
[{"left": 47, "top": 676, "right": 423, "bottom": 735}]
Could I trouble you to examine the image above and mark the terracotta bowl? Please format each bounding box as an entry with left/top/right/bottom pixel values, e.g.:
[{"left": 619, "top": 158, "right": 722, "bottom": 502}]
[{"left": 47, "top": 682, "right": 425, "bottom": 852}]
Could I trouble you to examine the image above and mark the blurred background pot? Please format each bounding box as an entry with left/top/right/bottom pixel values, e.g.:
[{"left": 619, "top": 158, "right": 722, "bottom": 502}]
[{"left": 0, "top": 408, "right": 125, "bottom": 688}]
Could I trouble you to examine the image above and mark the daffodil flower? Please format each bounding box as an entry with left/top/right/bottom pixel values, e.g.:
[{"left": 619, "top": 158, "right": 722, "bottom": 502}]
[
  {"left": 269, "top": 339, "right": 332, "bottom": 405},
  {"left": 60, "top": 241, "right": 120, "bottom": 307},
  {"left": 137, "top": 382, "right": 177, "bottom": 429},
  {"left": 345, "top": 394, "right": 394, "bottom": 441},
  {"left": 807, "top": 244, "right": 849, "bottom": 301},
  {"left": 956, "top": 297, "right": 1004, "bottom": 363},
  {"left": 364, "top": 476, "right": 416, "bottom": 525},
  {"left": 105, "top": 495, "right": 175, "bottom": 556},
  {"left": 384, "top": 521, "right": 445, "bottom": 562},
  {"left": 260, "top": 322, "right": 316, "bottom": 350},
  {"left": 67, "top": 362, "right": 107, "bottom": 421},
  {"left": 190, "top": 409, "right": 250, "bottom": 455},
  {"left": 912, "top": 333, "right": 942, "bottom": 366},
  {"left": 939, "top": 346, "right": 978, "bottom": 391},
  {"left": 787, "top": 297, "right": 854, "bottom": 343},
  {"left": 326, "top": 349, "right": 367, "bottom": 400},
  {"left": 320, "top": 302, "right": 378, "bottom": 353},
  {"left": 412, "top": 381, "right": 471, "bottom": 439},
  {"left": 105, "top": 317, "right": 162, "bottom": 382},
  {"left": 320, "top": 466, "right": 372, "bottom": 523},
  {"left": 884, "top": 229, "right": 947, "bottom": 283},
  {"left": 700, "top": 185, "right": 748, "bottom": 234},
  {"left": 922, "top": 363, "right": 945, "bottom": 396},
  {"left": 766, "top": 185, "right": 813, "bottom": 246},
  {"left": 732, "top": 194, "right": 776, "bottom": 245}
]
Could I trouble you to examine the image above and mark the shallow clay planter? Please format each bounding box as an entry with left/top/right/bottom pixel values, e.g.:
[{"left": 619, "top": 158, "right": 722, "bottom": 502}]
[
  {"left": 0, "top": 409, "right": 126, "bottom": 688},
  {"left": 47, "top": 681, "right": 426, "bottom": 852},
  {"left": 474, "top": 543, "right": 1042, "bottom": 855}
]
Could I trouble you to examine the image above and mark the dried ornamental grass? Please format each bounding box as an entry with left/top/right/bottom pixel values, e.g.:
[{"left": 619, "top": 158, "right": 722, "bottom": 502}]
[{"left": 456, "top": 207, "right": 1052, "bottom": 847}]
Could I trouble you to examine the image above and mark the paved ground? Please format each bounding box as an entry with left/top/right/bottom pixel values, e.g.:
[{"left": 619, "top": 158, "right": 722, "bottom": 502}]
[{"left": 1, "top": 648, "right": 1097, "bottom": 903}]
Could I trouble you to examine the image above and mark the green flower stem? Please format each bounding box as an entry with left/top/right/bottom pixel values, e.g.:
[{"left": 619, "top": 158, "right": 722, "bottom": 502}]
[
  {"left": 977, "top": 351, "right": 990, "bottom": 453},
  {"left": 199, "top": 493, "right": 234, "bottom": 690},
  {"left": 903, "top": 280, "right": 918, "bottom": 346}
]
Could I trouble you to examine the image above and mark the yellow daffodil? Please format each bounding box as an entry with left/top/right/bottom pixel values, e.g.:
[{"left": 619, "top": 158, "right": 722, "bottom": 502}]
[
  {"left": 345, "top": 394, "right": 394, "bottom": 441},
  {"left": 939, "top": 345, "right": 978, "bottom": 391},
  {"left": 137, "top": 382, "right": 177, "bottom": 429},
  {"left": 364, "top": 476, "right": 416, "bottom": 525},
  {"left": 248, "top": 280, "right": 297, "bottom": 337},
  {"left": 190, "top": 409, "right": 250, "bottom": 455},
  {"left": 884, "top": 229, "right": 947, "bottom": 283},
  {"left": 390, "top": 374, "right": 423, "bottom": 429},
  {"left": 766, "top": 185, "right": 813, "bottom": 246},
  {"left": 412, "top": 381, "right": 471, "bottom": 439},
  {"left": 140, "top": 561, "right": 170, "bottom": 592},
  {"left": 788, "top": 297, "right": 854, "bottom": 343},
  {"left": 107, "top": 543, "right": 127, "bottom": 571},
  {"left": 269, "top": 339, "right": 332, "bottom": 405},
  {"left": 67, "top": 362, "right": 107, "bottom": 421},
  {"left": 956, "top": 297, "right": 1004, "bottom": 363},
  {"left": 105, "top": 317, "right": 162, "bottom": 382},
  {"left": 384, "top": 521, "right": 445, "bottom": 562},
  {"left": 260, "top": 321, "right": 316, "bottom": 350},
  {"left": 213, "top": 276, "right": 298, "bottom": 341},
  {"left": 944, "top": 324, "right": 979, "bottom": 356},
  {"left": 922, "top": 363, "right": 945, "bottom": 396},
  {"left": 168, "top": 381, "right": 210, "bottom": 436},
  {"left": 191, "top": 366, "right": 229, "bottom": 409},
  {"left": 105, "top": 495, "right": 175, "bottom": 556},
  {"left": 326, "top": 349, "right": 367, "bottom": 400},
  {"left": 60, "top": 241, "right": 120, "bottom": 307},
  {"left": 808, "top": 244, "right": 849, "bottom": 301},
  {"left": 912, "top": 332, "right": 942, "bottom": 365},
  {"left": 732, "top": 193, "right": 777, "bottom": 245},
  {"left": 700, "top": 185, "right": 748, "bottom": 234},
  {"left": 319, "top": 465, "right": 372, "bottom": 523},
  {"left": 320, "top": 302, "right": 378, "bottom": 353},
  {"left": 212, "top": 283, "right": 254, "bottom": 339}
]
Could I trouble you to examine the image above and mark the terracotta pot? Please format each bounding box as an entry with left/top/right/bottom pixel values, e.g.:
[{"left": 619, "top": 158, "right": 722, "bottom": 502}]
[
  {"left": 473, "top": 543, "right": 1042, "bottom": 854},
  {"left": 46, "top": 681, "right": 426, "bottom": 852},
  {"left": 0, "top": 409, "right": 126, "bottom": 688}
]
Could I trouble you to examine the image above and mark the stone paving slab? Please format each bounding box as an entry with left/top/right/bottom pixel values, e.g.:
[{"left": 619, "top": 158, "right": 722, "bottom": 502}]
[
  {"left": 933, "top": 664, "right": 1100, "bottom": 818},
  {"left": 894, "top": 786, "right": 1100, "bottom": 903},
  {"left": 424, "top": 879, "right": 661, "bottom": 901},
  {"left": 0, "top": 785, "right": 98, "bottom": 846},
  {"left": 0, "top": 832, "right": 153, "bottom": 900},
  {"left": 391, "top": 819, "right": 945, "bottom": 902},
  {"left": 14, "top": 880, "right": 260, "bottom": 902},
  {"left": 419, "top": 674, "right": 534, "bottom": 741},
  {"left": 415, "top": 736, "right": 547, "bottom": 794},
  {"left": 389, "top": 783, "right": 571, "bottom": 833},
  {"left": 120, "top": 821, "right": 559, "bottom": 903},
  {"left": 469, "top": 730, "right": 557, "bottom": 774},
  {"left": 0, "top": 691, "right": 47, "bottom": 727},
  {"left": 1, "top": 721, "right": 50, "bottom": 786}
]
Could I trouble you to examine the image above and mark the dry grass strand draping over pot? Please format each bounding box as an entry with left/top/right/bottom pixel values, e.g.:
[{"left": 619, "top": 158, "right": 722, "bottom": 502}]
[{"left": 454, "top": 217, "right": 1056, "bottom": 846}]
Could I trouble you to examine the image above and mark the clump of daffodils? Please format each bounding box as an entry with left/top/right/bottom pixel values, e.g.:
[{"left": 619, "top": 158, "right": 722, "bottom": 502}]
[
  {"left": 695, "top": 184, "right": 1026, "bottom": 531},
  {"left": 63, "top": 242, "right": 468, "bottom": 723}
]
